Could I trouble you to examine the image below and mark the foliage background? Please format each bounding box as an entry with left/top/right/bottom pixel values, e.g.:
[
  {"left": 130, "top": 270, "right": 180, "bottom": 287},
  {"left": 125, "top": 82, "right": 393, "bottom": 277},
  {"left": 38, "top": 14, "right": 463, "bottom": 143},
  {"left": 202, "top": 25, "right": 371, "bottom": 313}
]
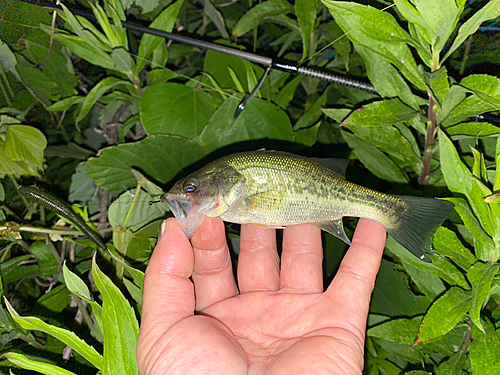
[{"left": 0, "top": 0, "right": 500, "bottom": 373}]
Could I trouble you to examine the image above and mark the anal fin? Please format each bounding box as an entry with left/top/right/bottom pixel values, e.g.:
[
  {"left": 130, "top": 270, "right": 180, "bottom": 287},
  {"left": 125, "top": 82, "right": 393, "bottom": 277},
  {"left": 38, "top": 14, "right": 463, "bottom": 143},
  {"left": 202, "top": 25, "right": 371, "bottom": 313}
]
[{"left": 314, "top": 218, "right": 351, "bottom": 245}]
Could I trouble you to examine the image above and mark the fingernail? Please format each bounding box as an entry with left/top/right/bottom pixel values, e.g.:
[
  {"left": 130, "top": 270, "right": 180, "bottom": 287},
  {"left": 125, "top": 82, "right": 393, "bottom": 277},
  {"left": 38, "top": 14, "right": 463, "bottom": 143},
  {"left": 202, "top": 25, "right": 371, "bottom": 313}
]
[{"left": 158, "top": 220, "right": 167, "bottom": 243}]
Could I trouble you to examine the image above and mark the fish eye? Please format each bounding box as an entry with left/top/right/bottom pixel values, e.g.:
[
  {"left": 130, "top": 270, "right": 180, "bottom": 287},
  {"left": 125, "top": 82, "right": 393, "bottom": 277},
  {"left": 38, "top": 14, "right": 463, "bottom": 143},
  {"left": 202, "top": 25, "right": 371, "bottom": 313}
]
[{"left": 183, "top": 178, "right": 199, "bottom": 194}]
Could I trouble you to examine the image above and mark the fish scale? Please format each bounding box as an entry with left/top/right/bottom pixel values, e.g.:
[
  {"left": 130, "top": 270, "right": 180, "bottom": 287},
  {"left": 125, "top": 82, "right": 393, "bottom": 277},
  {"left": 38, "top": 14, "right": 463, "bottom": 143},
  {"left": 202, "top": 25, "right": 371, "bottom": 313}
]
[{"left": 162, "top": 150, "right": 454, "bottom": 262}]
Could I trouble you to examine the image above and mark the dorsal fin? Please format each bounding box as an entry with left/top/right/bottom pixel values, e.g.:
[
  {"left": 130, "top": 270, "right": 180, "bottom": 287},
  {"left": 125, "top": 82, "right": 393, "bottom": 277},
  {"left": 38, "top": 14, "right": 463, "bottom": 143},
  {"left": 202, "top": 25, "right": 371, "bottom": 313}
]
[{"left": 310, "top": 158, "right": 350, "bottom": 177}]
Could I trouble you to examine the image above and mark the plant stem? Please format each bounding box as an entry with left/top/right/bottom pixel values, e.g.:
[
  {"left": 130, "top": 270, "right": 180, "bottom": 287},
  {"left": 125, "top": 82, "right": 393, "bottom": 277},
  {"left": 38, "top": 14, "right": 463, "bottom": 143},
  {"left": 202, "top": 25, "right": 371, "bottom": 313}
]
[{"left": 418, "top": 96, "right": 438, "bottom": 185}]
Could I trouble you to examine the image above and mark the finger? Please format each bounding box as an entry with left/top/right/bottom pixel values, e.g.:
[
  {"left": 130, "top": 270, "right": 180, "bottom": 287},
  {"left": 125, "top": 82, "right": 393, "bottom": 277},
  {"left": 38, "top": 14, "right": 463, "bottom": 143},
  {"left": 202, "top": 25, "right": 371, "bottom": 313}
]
[
  {"left": 237, "top": 224, "right": 279, "bottom": 293},
  {"left": 326, "top": 219, "right": 386, "bottom": 326},
  {"left": 191, "top": 216, "right": 238, "bottom": 310},
  {"left": 138, "top": 218, "right": 195, "bottom": 350},
  {"left": 280, "top": 224, "right": 323, "bottom": 292}
]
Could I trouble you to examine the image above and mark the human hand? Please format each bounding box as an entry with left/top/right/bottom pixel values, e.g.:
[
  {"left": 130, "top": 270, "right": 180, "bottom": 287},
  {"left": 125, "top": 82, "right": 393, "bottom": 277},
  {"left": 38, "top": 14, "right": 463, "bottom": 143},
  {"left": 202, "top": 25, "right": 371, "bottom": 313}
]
[{"left": 136, "top": 216, "right": 386, "bottom": 375}]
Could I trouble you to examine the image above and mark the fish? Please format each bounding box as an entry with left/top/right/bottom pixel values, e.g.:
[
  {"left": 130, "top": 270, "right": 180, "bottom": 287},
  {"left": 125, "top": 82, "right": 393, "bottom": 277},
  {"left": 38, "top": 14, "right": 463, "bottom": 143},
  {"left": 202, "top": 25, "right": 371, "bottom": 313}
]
[{"left": 161, "top": 150, "right": 454, "bottom": 262}]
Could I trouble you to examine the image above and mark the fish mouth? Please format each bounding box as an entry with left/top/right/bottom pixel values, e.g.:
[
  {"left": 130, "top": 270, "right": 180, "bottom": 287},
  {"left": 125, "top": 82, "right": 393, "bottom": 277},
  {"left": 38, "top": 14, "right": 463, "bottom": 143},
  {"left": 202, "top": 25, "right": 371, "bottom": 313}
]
[{"left": 161, "top": 194, "right": 192, "bottom": 221}]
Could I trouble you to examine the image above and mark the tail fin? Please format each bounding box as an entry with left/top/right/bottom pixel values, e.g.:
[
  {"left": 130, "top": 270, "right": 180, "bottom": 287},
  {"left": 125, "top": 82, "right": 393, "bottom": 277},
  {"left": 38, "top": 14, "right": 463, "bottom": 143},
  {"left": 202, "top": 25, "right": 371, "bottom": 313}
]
[{"left": 386, "top": 196, "right": 454, "bottom": 263}]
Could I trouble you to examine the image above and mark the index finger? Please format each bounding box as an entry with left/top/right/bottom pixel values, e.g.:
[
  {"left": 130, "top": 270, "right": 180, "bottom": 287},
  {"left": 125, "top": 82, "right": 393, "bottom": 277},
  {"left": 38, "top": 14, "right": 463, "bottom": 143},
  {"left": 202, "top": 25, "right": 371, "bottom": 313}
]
[
  {"left": 326, "top": 219, "right": 386, "bottom": 324},
  {"left": 138, "top": 218, "right": 195, "bottom": 349}
]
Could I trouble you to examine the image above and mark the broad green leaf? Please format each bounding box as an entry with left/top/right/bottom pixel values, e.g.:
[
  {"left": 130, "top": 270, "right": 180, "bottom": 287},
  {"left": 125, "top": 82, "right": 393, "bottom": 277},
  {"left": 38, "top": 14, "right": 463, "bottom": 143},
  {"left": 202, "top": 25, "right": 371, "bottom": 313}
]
[
  {"left": 77, "top": 77, "right": 133, "bottom": 124},
  {"left": 444, "top": 197, "right": 495, "bottom": 262},
  {"left": 0, "top": 39, "right": 20, "bottom": 80},
  {"left": 439, "top": 130, "right": 495, "bottom": 236},
  {"left": 436, "top": 84, "right": 467, "bottom": 125},
  {"left": 134, "top": 0, "right": 161, "bottom": 13},
  {"left": 197, "top": 95, "right": 293, "bottom": 153},
  {"left": 460, "top": 74, "right": 500, "bottom": 110},
  {"left": 125, "top": 220, "right": 163, "bottom": 263},
  {"left": 386, "top": 237, "right": 470, "bottom": 289},
  {"left": 468, "top": 261, "right": 499, "bottom": 332},
  {"left": 295, "top": 0, "right": 318, "bottom": 60},
  {"left": 0, "top": 140, "right": 39, "bottom": 177},
  {"left": 140, "top": 82, "right": 216, "bottom": 137},
  {"left": 0, "top": 254, "right": 37, "bottom": 285},
  {"left": 86, "top": 135, "right": 205, "bottom": 193},
  {"left": 48, "top": 31, "right": 115, "bottom": 71},
  {"left": 341, "top": 130, "right": 409, "bottom": 183},
  {"left": 322, "top": 108, "right": 351, "bottom": 123},
  {"left": 415, "top": 287, "right": 471, "bottom": 345},
  {"left": 293, "top": 123, "right": 319, "bottom": 147},
  {"left": 346, "top": 124, "right": 421, "bottom": 174},
  {"left": 5, "top": 299, "right": 103, "bottom": 369},
  {"left": 323, "top": 1, "right": 426, "bottom": 90},
  {"left": 444, "top": 0, "right": 500, "bottom": 62},
  {"left": 437, "top": 351, "right": 469, "bottom": 375},
  {"left": 294, "top": 89, "right": 328, "bottom": 130},
  {"left": 469, "top": 318, "right": 500, "bottom": 374},
  {"left": 370, "top": 260, "right": 432, "bottom": 316},
  {"left": 48, "top": 96, "right": 84, "bottom": 112},
  {"left": 368, "top": 316, "right": 421, "bottom": 345},
  {"left": 403, "top": 262, "right": 446, "bottom": 299},
  {"left": 36, "top": 284, "right": 71, "bottom": 313},
  {"left": 275, "top": 75, "right": 302, "bottom": 109},
  {"left": 92, "top": 259, "right": 139, "bottom": 375},
  {"left": 108, "top": 189, "right": 165, "bottom": 232},
  {"left": 233, "top": 0, "right": 294, "bottom": 37},
  {"left": 111, "top": 48, "right": 134, "bottom": 74},
  {"left": 447, "top": 122, "right": 500, "bottom": 138},
  {"left": 202, "top": 0, "right": 229, "bottom": 39},
  {"left": 433, "top": 227, "right": 476, "bottom": 270},
  {"left": 356, "top": 46, "right": 419, "bottom": 110},
  {"left": 4, "top": 352, "right": 77, "bottom": 375},
  {"left": 30, "top": 242, "right": 58, "bottom": 278},
  {"left": 421, "top": 65, "right": 450, "bottom": 105},
  {"left": 63, "top": 262, "right": 91, "bottom": 301},
  {"left": 342, "top": 98, "right": 419, "bottom": 127},
  {"left": 15, "top": 57, "right": 57, "bottom": 107},
  {"left": 5, "top": 125, "right": 46, "bottom": 166},
  {"left": 146, "top": 68, "right": 177, "bottom": 86},
  {"left": 136, "top": 0, "right": 184, "bottom": 73}
]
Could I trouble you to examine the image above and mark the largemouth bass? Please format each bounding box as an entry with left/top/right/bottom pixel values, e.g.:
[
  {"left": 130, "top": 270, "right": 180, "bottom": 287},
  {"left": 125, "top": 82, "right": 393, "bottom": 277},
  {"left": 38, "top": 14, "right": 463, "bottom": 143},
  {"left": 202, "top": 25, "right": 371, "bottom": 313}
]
[{"left": 162, "top": 150, "right": 454, "bottom": 262}]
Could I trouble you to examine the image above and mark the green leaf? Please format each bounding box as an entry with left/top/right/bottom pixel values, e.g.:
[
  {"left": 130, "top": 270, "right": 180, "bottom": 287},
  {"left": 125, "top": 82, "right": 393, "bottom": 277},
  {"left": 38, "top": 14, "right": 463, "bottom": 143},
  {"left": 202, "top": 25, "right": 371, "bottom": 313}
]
[
  {"left": 386, "top": 237, "right": 470, "bottom": 290},
  {"left": 136, "top": 0, "right": 184, "bottom": 73},
  {"left": 370, "top": 259, "right": 432, "bottom": 316},
  {"left": 439, "top": 130, "right": 495, "bottom": 236},
  {"left": 460, "top": 74, "right": 500, "bottom": 110},
  {"left": 0, "top": 255, "right": 37, "bottom": 285},
  {"left": 92, "top": 259, "right": 139, "bottom": 375},
  {"left": 48, "top": 96, "right": 84, "bottom": 112},
  {"left": 4, "top": 352, "right": 77, "bottom": 375},
  {"left": 468, "top": 261, "right": 499, "bottom": 332},
  {"left": 86, "top": 135, "right": 205, "bottom": 193},
  {"left": 341, "top": 130, "right": 409, "bottom": 183},
  {"left": 368, "top": 316, "right": 421, "bottom": 345},
  {"left": 403, "top": 262, "right": 446, "bottom": 299},
  {"left": 108, "top": 189, "right": 165, "bottom": 232},
  {"left": 433, "top": 227, "right": 476, "bottom": 270},
  {"left": 202, "top": 0, "right": 229, "bottom": 39},
  {"left": 30, "top": 242, "right": 58, "bottom": 278},
  {"left": 111, "top": 48, "right": 134, "bottom": 74},
  {"left": 295, "top": 0, "right": 318, "bottom": 60},
  {"left": 77, "top": 77, "right": 132, "bottom": 124},
  {"left": 233, "top": 0, "right": 294, "bottom": 37},
  {"left": 63, "top": 262, "right": 91, "bottom": 301},
  {"left": 5, "top": 125, "right": 46, "bottom": 166},
  {"left": 422, "top": 65, "right": 450, "bottom": 105},
  {"left": 294, "top": 89, "right": 328, "bottom": 130},
  {"left": 444, "top": 0, "right": 500, "bottom": 63},
  {"left": 342, "top": 98, "right": 419, "bottom": 127},
  {"left": 293, "top": 123, "right": 319, "bottom": 147},
  {"left": 36, "top": 284, "right": 71, "bottom": 313},
  {"left": 444, "top": 197, "right": 495, "bottom": 262},
  {"left": 0, "top": 39, "right": 20, "bottom": 80},
  {"left": 447, "top": 122, "right": 500, "bottom": 138},
  {"left": 4, "top": 299, "right": 103, "bottom": 369},
  {"left": 197, "top": 95, "right": 293, "bottom": 154},
  {"left": 140, "top": 82, "right": 216, "bottom": 137},
  {"left": 275, "top": 75, "right": 302, "bottom": 109},
  {"left": 415, "top": 287, "right": 471, "bottom": 345},
  {"left": 437, "top": 351, "right": 469, "bottom": 375},
  {"left": 323, "top": 0, "right": 426, "bottom": 90},
  {"left": 356, "top": 46, "right": 419, "bottom": 110},
  {"left": 469, "top": 318, "right": 500, "bottom": 374}
]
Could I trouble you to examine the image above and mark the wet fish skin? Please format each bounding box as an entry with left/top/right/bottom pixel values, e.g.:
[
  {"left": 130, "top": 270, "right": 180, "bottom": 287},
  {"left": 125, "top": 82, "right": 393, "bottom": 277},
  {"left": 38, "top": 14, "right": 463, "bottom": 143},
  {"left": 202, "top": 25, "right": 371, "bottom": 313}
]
[{"left": 162, "top": 150, "right": 454, "bottom": 262}]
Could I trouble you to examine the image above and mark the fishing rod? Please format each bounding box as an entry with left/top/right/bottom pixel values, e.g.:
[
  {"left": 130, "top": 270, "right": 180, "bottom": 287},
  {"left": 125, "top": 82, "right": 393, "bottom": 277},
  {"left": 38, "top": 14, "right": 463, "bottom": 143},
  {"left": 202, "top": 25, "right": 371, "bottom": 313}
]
[{"left": 18, "top": 0, "right": 378, "bottom": 116}]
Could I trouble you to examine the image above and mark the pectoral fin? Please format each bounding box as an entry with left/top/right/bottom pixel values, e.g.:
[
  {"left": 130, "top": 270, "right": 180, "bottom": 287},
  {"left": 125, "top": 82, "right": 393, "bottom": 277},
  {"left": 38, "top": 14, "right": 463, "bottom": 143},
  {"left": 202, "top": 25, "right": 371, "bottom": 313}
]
[{"left": 314, "top": 218, "right": 352, "bottom": 245}]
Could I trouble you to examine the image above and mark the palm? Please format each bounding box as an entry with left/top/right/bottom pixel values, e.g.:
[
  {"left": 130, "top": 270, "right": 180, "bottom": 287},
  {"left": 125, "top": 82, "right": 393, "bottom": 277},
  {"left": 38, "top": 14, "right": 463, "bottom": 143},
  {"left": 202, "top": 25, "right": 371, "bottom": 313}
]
[{"left": 137, "top": 217, "right": 386, "bottom": 375}]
